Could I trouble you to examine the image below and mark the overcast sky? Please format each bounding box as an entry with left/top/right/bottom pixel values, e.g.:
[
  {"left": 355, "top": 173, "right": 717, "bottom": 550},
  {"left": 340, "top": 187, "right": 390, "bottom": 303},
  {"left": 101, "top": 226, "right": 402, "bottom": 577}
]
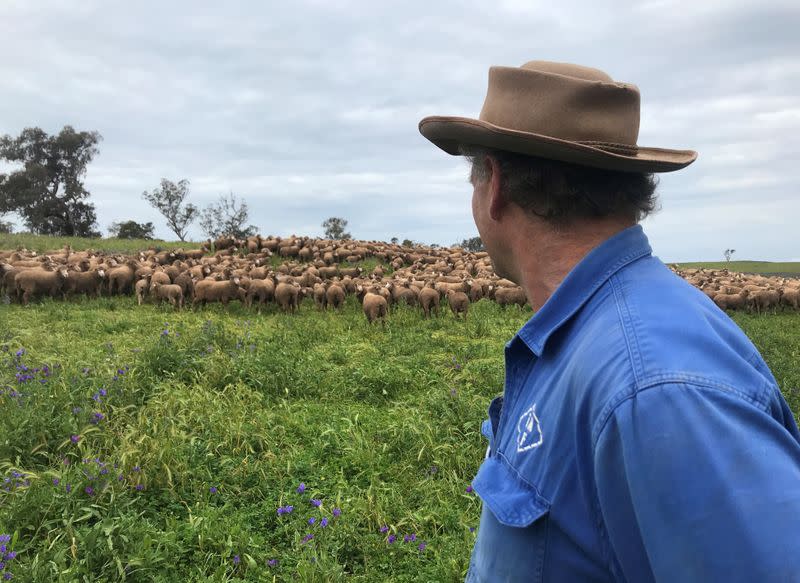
[{"left": 1, "top": 0, "right": 798, "bottom": 261}]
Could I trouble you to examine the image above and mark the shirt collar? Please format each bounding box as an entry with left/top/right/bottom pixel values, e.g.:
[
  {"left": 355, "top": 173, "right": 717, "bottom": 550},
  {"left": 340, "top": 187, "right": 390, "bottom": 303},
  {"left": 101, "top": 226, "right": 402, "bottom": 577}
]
[{"left": 515, "top": 224, "right": 653, "bottom": 356}]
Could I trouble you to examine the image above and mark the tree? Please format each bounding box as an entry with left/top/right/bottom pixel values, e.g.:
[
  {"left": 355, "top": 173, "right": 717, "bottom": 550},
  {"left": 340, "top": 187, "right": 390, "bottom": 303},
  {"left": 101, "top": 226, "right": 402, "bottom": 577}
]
[
  {"left": 142, "top": 178, "right": 198, "bottom": 242},
  {"left": 724, "top": 248, "right": 736, "bottom": 263},
  {"left": 458, "top": 236, "right": 485, "bottom": 252},
  {"left": 0, "top": 126, "right": 102, "bottom": 237},
  {"left": 401, "top": 238, "right": 414, "bottom": 248},
  {"left": 198, "top": 192, "right": 257, "bottom": 240},
  {"left": 109, "top": 220, "right": 155, "bottom": 239},
  {"left": 390, "top": 237, "right": 398, "bottom": 245},
  {"left": 322, "top": 217, "right": 351, "bottom": 240},
  {"left": 0, "top": 214, "right": 12, "bottom": 234}
]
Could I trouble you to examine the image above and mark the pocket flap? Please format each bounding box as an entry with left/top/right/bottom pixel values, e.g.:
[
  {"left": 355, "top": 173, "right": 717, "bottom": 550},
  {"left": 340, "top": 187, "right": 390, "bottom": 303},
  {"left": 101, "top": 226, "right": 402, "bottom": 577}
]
[{"left": 472, "top": 456, "right": 550, "bottom": 528}]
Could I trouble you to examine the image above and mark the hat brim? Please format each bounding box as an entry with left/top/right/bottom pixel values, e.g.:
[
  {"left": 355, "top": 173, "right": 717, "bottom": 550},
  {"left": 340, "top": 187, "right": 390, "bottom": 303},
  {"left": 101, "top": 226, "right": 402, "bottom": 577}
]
[{"left": 419, "top": 116, "right": 697, "bottom": 173}]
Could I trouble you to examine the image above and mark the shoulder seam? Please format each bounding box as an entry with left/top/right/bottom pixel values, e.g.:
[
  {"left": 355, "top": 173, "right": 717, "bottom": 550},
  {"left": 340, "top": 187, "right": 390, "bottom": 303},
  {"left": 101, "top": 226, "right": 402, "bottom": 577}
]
[{"left": 592, "top": 377, "right": 773, "bottom": 451}]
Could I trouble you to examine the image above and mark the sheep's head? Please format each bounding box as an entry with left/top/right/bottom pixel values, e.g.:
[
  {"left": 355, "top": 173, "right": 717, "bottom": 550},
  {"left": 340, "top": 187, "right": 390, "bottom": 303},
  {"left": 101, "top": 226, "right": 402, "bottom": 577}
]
[{"left": 97, "top": 269, "right": 106, "bottom": 279}]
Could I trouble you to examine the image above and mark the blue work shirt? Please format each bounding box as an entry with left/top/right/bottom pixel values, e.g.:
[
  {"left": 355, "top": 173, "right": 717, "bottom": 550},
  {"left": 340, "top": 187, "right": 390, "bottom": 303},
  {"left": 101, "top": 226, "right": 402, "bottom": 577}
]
[{"left": 466, "top": 225, "right": 800, "bottom": 582}]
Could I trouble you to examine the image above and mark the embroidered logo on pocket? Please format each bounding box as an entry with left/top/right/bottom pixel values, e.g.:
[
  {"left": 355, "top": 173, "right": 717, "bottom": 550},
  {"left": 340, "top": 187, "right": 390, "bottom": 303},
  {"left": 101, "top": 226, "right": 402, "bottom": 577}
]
[{"left": 516, "top": 404, "right": 543, "bottom": 453}]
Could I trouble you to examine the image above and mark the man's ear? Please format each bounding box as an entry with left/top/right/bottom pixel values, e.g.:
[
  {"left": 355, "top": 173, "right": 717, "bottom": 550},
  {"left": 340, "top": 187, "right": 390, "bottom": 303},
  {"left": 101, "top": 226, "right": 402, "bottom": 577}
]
[{"left": 487, "top": 155, "right": 506, "bottom": 221}]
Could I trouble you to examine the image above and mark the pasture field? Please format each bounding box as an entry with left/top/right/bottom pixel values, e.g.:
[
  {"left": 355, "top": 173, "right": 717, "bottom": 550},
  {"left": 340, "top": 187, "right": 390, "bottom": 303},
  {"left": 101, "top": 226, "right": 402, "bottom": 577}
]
[
  {"left": 1, "top": 296, "right": 799, "bottom": 581},
  {"left": 0, "top": 234, "right": 204, "bottom": 255}
]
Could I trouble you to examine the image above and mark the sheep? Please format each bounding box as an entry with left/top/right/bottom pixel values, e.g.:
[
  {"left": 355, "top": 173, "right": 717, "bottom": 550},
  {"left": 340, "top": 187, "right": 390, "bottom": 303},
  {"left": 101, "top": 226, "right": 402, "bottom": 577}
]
[
  {"left": 107, "top": 260, "right": 140, "bottom": 295},
  {"left": 193, "top": 278, "right": 244, "bottom": 308},
  {"left": 494, "top": 286, "right": 528, "bottom": 308},
  {"left": 135, "top": 277, "right": 151, "bottom": 306},
  {"left": 312, "top": 282, "right": 327, "bottom": 310},
  {"left": 151, "top": 282, "right": 184, "bottom": 310},
  {"left": 275, "top": 281, "right": 300, "bottom": 313},
  {"left": 713, "top": 289, "right": 749, "bottom": 311},
  {"left": 360, "top": 285, "right": 388, "bottom": 324},
  {"left": 173, "top": 272, "right": 195, "bottom": 302},
  {"left": 149, "top": 270, "right": 171, "bottom": 290},
  {"left": 419, "top": 284, "right": 440, "bottom": 318},
  {"left": 750, "top": 288, "right": 782, "bottom": 313},
  {"left": 780, "top": 288, "right": 799, "bottom": 310},
  {"left": 325, "top": 282, "right": 346, "bottom": 310},
  {"left": 446, "top": 289, "right": 469, "bottom": 320},
  {"left": 15, "top": 266, "right": 69, "bottom": 305},
  {"left": 64, "top": 268, "right": 106, "bottom": 300},
  {"left": 246, "top": 277, "right": 276, "bottom": 310}
]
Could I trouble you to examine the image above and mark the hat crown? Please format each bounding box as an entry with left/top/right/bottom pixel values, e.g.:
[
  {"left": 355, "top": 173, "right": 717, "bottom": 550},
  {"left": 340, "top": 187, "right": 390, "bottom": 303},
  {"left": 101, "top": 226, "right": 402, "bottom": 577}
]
[{"left": 479, "top": 61, "right": 641, "bottom": 146}]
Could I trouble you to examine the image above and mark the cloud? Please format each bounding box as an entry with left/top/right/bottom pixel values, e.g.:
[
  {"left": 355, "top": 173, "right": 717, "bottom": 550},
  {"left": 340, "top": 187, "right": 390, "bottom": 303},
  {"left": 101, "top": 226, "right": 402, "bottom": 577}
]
[{"left": 0, "top": 0, "right": 797, "bottom": 259}]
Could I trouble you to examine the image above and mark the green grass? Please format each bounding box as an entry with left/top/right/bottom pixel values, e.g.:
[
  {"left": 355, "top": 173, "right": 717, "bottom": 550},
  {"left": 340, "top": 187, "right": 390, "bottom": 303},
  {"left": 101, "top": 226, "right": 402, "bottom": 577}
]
[
  {"left": 671, "top": 260, "right": 800, "bottom": 275},
  {"left": 0, "top": 233, "right": 203, "bottom": 255},
  {"left": 0, "top": 297, "right": 533, "bottom": 582}
]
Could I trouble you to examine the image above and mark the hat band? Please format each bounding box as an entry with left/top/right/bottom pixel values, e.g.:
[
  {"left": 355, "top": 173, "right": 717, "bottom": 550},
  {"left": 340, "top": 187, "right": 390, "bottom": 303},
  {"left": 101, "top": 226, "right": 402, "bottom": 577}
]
[{"left": 577, "top": 141, "right": 639, "bottom": 155}]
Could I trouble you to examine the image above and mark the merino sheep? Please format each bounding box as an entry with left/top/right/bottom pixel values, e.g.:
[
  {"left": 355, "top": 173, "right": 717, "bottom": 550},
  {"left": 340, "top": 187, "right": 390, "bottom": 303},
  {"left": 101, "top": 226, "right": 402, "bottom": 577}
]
[
  {"left": 312, "top": 282, "right": 327, "bottom": 310},
  {"left": 780, "top": 288, "right": 800, "bottom": 310},
  {"left": 275, "top": 281, "right": 300, "bottom": 313},
  {"left": 246, "top": 277, "right": 276, "bottom": 310},
  {"left": 494, "top": 286, "right": 527, "bottom": 308},
  {"left": 360, "top": 286, "right": 388, "bottom": 324},
  {"left": 135, "top": 277, "right": 151, "bottom": 306},
  {"left": 446, "top": 289, "right": 469, "bottom": 320},
  {"left": 193, "top": 278, "right": 244, "bottom": 308},
  {"left": 151, "top": 282, "right": 184, "bottom": 310},
  {"left": 713, "top": 289, "right": 750, "bottom": 311},
  {"left": 419, "top": 285, "right": 440, "bottom": 318},
  {"left": 325, "top": 282, "right": 346, "bottom": 310},
  {"left": 65, "top": 268, "right": 106, "bottom": 299},
  {"left": 15, "top": 267, "right": 69, "bottom": 305}
]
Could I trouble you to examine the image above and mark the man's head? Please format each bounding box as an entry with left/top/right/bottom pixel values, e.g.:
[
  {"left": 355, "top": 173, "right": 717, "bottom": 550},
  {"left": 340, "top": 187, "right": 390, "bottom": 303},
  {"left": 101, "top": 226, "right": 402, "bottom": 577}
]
[
  {"left": 419, "top": 60, "right": 697, "bottom": 289},
  {"left": 463, "top": 144, "right": 659, "bottom": 280}
]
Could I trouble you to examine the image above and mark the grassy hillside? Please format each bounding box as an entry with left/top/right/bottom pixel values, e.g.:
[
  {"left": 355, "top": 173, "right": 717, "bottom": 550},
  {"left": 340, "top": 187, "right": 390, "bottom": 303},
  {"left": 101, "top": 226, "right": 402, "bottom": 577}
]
[
  {"left": 670, "top": 260, "right": 800, "bottom": 275},
  {"left": 1, "top": 296, "right": 798, "bottom": 581},
  {"left": 0, "top": 233, "right": 204, "bottom": 255}
]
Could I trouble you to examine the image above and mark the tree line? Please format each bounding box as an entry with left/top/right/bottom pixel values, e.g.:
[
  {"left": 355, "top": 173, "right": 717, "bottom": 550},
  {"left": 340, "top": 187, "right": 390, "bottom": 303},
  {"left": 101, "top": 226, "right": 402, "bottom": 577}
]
[{"left": 0, "top": 125, "right": 480, "bottom": 247}]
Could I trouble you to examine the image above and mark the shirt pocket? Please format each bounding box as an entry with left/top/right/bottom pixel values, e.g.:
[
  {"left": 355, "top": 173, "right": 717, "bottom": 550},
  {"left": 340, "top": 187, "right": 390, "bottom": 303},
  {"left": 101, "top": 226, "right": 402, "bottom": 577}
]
[{"left": 467, "top": 456, "right": 551, "bottom": 582}]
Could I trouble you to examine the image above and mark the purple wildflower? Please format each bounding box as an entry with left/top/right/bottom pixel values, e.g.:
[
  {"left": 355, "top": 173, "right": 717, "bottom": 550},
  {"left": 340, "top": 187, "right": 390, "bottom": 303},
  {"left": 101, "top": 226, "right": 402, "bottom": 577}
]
[
  {"left": 4, "top": 552, "right": 14, "bottom": 560},
  {"left": 72, "top": 407, "right": 81, "bottom": 414},
  {"left": 310, "top": 498, "right": 322, "bottom": 507},
  {"left": 99, "top": 388, "right": 107, "bottom": 396},
  {"left": 320, "top": 517, "right": 328, "bottom": 528},
  {"left": 233, "top": 555, "right": 240, "bottom": 565},
  {"left": 388, "top": 535, "right": 396, "bottom": 544},
  {"left": 308, "top": 517, "right": 316, "bottom": 525},
  {"left": 470, "top": 527, "right": 476, "bottom": 533},
  {"left": 52, "top": 478, "right": 60, "bottom": 486},
  {"left": 70, "top": 435, "right": 80, "bottom": 444},
  {"left": 267, "top": 559, "right": 278, "bottom": 567},
  {"left": 15, "top": 349, "right": 24, "bottom": 358},
  {"left": 3, "top": 573, "right": 10, "bottom": 580},
  {"left": 302, "top": 533, "right": 314, "bottom": 544},
  {"left": 380, "top": 525, "right": 389, "bottom": 533},
  {"left": 84, "top": 486, "right": 94, "bottom": 496},
  {"left": 132, "top": 465, "right": 140, "bottom": 472},
  {"left": 296, "top": 482, "right": 305, "bottom": 494},
  {"left": 333, "top": 507, "right": 341, "bottom": 517},
  {"left": 209, "top": 486, "right": 218, "bottom": 494},
  {"left": 284, "top": 505, "right": 294, "bottom": 514},
  {"left": 65, "top": 484, "right": 72, "bottom": 493},
  {"left": 466, "top": 485, "right": 474, "bottom": 493},
  {"left": 135, "top": 484, "right": 144, "bottom": 491},
  {"left": 418, "top": 542, "right": 427, "bottom": 552}
]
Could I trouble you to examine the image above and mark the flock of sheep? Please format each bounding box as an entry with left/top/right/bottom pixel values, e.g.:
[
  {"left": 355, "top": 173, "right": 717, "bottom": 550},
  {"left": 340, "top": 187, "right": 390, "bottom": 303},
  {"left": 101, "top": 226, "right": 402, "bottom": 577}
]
[
  {"left": 1, "top": 235, "right": 798, "bottom": 323},
  {"left": 675, "top": 266, "right": 800, "bottom": 312},
  {"left": 0, "top": 235, "right": 527, "bottom": 323}
]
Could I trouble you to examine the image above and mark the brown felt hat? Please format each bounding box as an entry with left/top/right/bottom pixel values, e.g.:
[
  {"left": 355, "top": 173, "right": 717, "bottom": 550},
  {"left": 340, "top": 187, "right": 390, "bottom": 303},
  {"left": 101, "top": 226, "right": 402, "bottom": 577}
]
[{"left": 419, "top": 60, "right": 697, "bottom": 173}]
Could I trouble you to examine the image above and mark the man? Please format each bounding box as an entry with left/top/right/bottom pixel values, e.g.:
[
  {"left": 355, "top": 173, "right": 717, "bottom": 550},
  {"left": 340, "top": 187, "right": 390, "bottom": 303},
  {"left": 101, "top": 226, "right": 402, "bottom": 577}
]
[{"left": 419, "top": 61, "right": 800, "bottom": 582}]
